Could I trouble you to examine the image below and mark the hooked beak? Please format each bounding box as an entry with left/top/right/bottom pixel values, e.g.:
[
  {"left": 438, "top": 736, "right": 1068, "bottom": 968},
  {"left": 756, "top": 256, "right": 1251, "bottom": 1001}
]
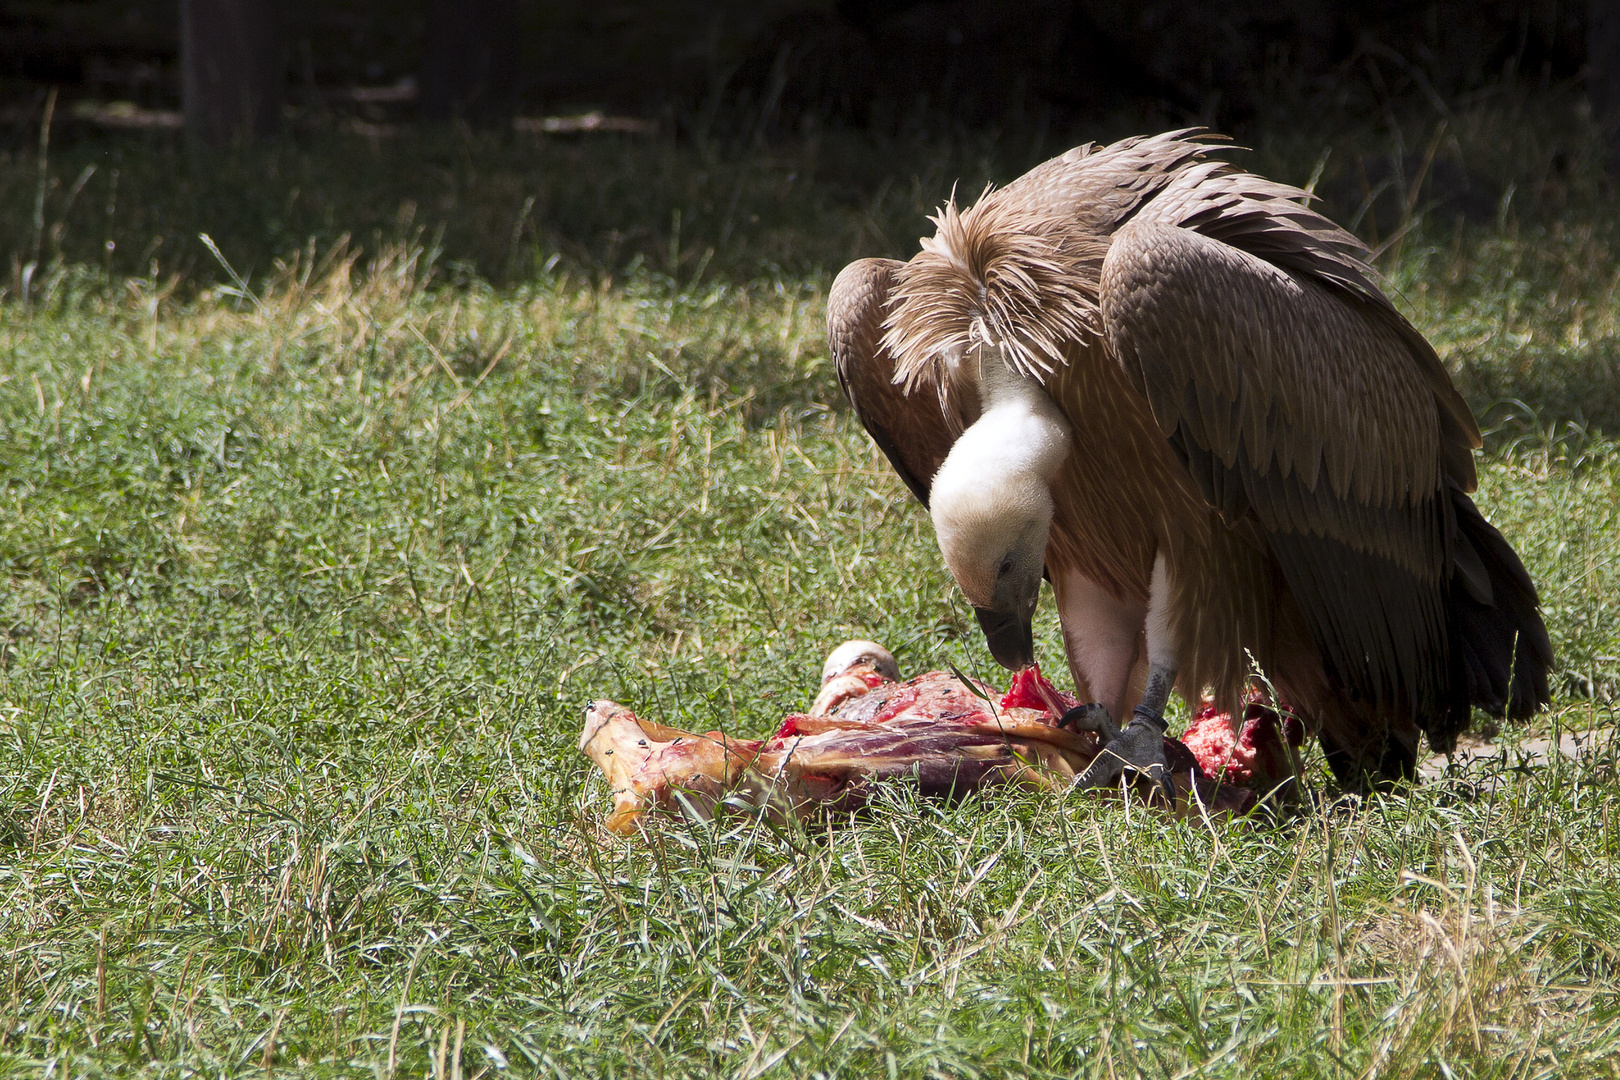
[{"left": 974, "top": 606, "right": 1034, "bottom": 671}]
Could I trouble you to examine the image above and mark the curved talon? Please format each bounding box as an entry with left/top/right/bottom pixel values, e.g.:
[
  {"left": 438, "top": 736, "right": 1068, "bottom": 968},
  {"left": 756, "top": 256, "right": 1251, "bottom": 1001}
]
[
  {"left": 1058, "top": 702, "right": 1119, "bottom": 738},
  {"left": 1070, "top": 704, "right": 1177, "bottom": 807}
]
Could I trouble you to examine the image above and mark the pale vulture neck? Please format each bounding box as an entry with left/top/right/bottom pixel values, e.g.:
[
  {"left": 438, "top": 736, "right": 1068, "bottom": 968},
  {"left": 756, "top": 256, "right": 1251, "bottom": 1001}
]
[
  {"left": 946, "top": 351, "right": 1069, "bottom": 488},
  {"left": 930, "top": 350, "right": 1072, "bottom": 512}
]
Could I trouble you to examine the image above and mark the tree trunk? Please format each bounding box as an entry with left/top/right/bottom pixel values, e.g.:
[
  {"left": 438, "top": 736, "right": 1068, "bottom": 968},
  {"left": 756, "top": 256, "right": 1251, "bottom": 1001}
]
[
  {"left": 182, "top": 0, "right": 281, "bottom": 144},
  {"left": 419, "top": 0, "right": 520, "bottom": 125},
  {"left": 1593, "top": 0, "right": 1620, "bottom": 171}
]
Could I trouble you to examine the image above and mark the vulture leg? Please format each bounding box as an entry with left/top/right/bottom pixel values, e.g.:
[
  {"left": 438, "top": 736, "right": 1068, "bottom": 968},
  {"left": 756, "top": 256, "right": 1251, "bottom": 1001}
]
[
  {"left": 1066, "top": 552, "right": 1179, "bottom": 803},
  {"left": 1048, "top": 565, "right": 1146, "bottom": 717},
  {"left": 1138, "top": 552, "right": 1180, "bottom": 727},
  {"left": 1045, "top": 560, "right": 1175, "bottom": 802}
]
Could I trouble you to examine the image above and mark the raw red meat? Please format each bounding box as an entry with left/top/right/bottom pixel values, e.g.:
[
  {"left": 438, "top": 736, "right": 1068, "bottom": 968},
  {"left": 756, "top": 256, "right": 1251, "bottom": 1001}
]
[
  {"left": 581, "top": 641, "right": 1265, "bottom": 834},
  {"left": 1180, "top": 693, "right": 1298, "bottom": 791},
  {"left": 999, "top": 664, "right": 1081, "bottom": 714}
]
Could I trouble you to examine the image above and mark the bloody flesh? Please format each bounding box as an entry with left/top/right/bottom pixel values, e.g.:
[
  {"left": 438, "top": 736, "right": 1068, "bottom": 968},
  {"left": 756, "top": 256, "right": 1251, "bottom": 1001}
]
[{"left": 581, "top": 645, "right": 1279, "bottom": 835}]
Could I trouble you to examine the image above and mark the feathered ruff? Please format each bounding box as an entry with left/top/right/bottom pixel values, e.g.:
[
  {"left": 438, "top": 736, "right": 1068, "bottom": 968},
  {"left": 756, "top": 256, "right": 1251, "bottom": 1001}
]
[
  {"left": 881, "top": 193, "right": 1111, "bottom": 393},
  {"left": 877, "top": 128, "right": 1361, "bottom": 399}
]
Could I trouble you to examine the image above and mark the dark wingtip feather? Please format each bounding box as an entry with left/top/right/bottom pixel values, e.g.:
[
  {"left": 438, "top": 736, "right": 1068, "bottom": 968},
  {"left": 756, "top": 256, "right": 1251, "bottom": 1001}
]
[{"left": 1446, "top": 483, "right": 1552, "bottom": 726}]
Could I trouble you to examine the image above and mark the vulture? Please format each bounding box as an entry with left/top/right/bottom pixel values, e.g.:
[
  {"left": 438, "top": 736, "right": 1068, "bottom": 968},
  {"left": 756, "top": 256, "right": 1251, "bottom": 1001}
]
[{"left": 827, "top": 130, "right": 1551, "bottom": 786}]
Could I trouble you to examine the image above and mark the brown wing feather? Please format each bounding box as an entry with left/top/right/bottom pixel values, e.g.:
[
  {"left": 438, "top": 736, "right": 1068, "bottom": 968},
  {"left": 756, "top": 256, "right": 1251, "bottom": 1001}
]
[
  {"left": 827, "top": 258, "right": 962, "bottom": 507},
  {"left": 983, "top": 131, "right": 1480, "bottom": 493},
  {"left": 1100, "top": 218, "right": 1461, "bottom": 717},
  {"left": 1132, "top": 164, "right": 1483, "bottom": 489}
]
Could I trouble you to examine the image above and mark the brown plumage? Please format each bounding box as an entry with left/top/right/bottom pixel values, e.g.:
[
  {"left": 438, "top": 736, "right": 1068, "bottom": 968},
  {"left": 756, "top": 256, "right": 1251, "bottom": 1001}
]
[{"left": 828, "top": 130, "right": 1551, "bottom": 781}]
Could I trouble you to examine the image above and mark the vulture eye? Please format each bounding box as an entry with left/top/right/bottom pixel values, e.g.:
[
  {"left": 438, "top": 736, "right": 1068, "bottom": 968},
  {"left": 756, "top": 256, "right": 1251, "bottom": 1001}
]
[{"left": 998, "top": 557, "right": 1014, "bottom": 578}]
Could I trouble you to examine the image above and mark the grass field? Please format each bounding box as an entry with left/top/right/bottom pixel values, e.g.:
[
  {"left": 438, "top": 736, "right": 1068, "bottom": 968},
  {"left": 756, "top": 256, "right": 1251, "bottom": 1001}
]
[{"left": 3, "top": 93, "right": 1620, "bottom": 1077}]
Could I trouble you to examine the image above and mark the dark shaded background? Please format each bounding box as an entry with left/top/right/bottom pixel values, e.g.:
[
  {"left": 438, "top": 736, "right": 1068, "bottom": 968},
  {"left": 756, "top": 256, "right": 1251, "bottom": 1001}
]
[
  {"left": 1, "top": 6, "right": 1619, "bottom": 450},
  {"left": 0, "top": 0, "right": 1612, "bottom": 303},
  {"left": 0, "top": 1, "right": 1597, "bottom": 136}
]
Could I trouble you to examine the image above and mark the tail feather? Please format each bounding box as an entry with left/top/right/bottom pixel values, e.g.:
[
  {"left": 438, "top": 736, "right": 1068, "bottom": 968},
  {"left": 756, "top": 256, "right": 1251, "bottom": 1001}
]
[{"left": 1430, "top": 482, "right": 1552, "bottom": 751}]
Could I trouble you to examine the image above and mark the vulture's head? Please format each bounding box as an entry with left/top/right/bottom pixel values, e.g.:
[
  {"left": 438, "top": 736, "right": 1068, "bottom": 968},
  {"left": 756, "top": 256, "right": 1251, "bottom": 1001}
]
[{"left": 929, "top": 384, "right": 1067, "bottom": 669}]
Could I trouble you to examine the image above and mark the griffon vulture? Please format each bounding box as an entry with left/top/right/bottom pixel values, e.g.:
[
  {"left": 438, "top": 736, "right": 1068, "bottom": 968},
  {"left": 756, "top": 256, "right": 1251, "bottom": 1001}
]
[{"left": 828, "top": 131, "right": 1551, "bottom": 787}]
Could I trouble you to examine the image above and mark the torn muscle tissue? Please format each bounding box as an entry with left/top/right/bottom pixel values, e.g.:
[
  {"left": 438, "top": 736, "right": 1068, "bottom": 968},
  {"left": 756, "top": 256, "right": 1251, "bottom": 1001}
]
[{"left": 580, "top": 643, "right": 1293, "bottom": 835}]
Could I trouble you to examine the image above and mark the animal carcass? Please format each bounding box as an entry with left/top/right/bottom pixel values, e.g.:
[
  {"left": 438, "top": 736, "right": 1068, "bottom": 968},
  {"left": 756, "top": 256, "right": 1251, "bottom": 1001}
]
[{"left": 580, "top": 641, "right": 1287, "bottom": 835}]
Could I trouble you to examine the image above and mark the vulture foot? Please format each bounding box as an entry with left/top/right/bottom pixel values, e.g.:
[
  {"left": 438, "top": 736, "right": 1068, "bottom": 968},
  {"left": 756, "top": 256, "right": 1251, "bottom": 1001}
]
[{"left": 1062, "top": 704, "right": 1176, "bottom": 806}]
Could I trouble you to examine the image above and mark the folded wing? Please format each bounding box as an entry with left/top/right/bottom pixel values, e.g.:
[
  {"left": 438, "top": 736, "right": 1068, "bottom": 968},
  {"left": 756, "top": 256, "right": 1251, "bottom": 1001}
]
[
  {"left": 827, "top": 257, "right": 961, "bottom": 506},
  {"left": 1100, "top": 194, "right": 1543, "bottom": 726}
]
